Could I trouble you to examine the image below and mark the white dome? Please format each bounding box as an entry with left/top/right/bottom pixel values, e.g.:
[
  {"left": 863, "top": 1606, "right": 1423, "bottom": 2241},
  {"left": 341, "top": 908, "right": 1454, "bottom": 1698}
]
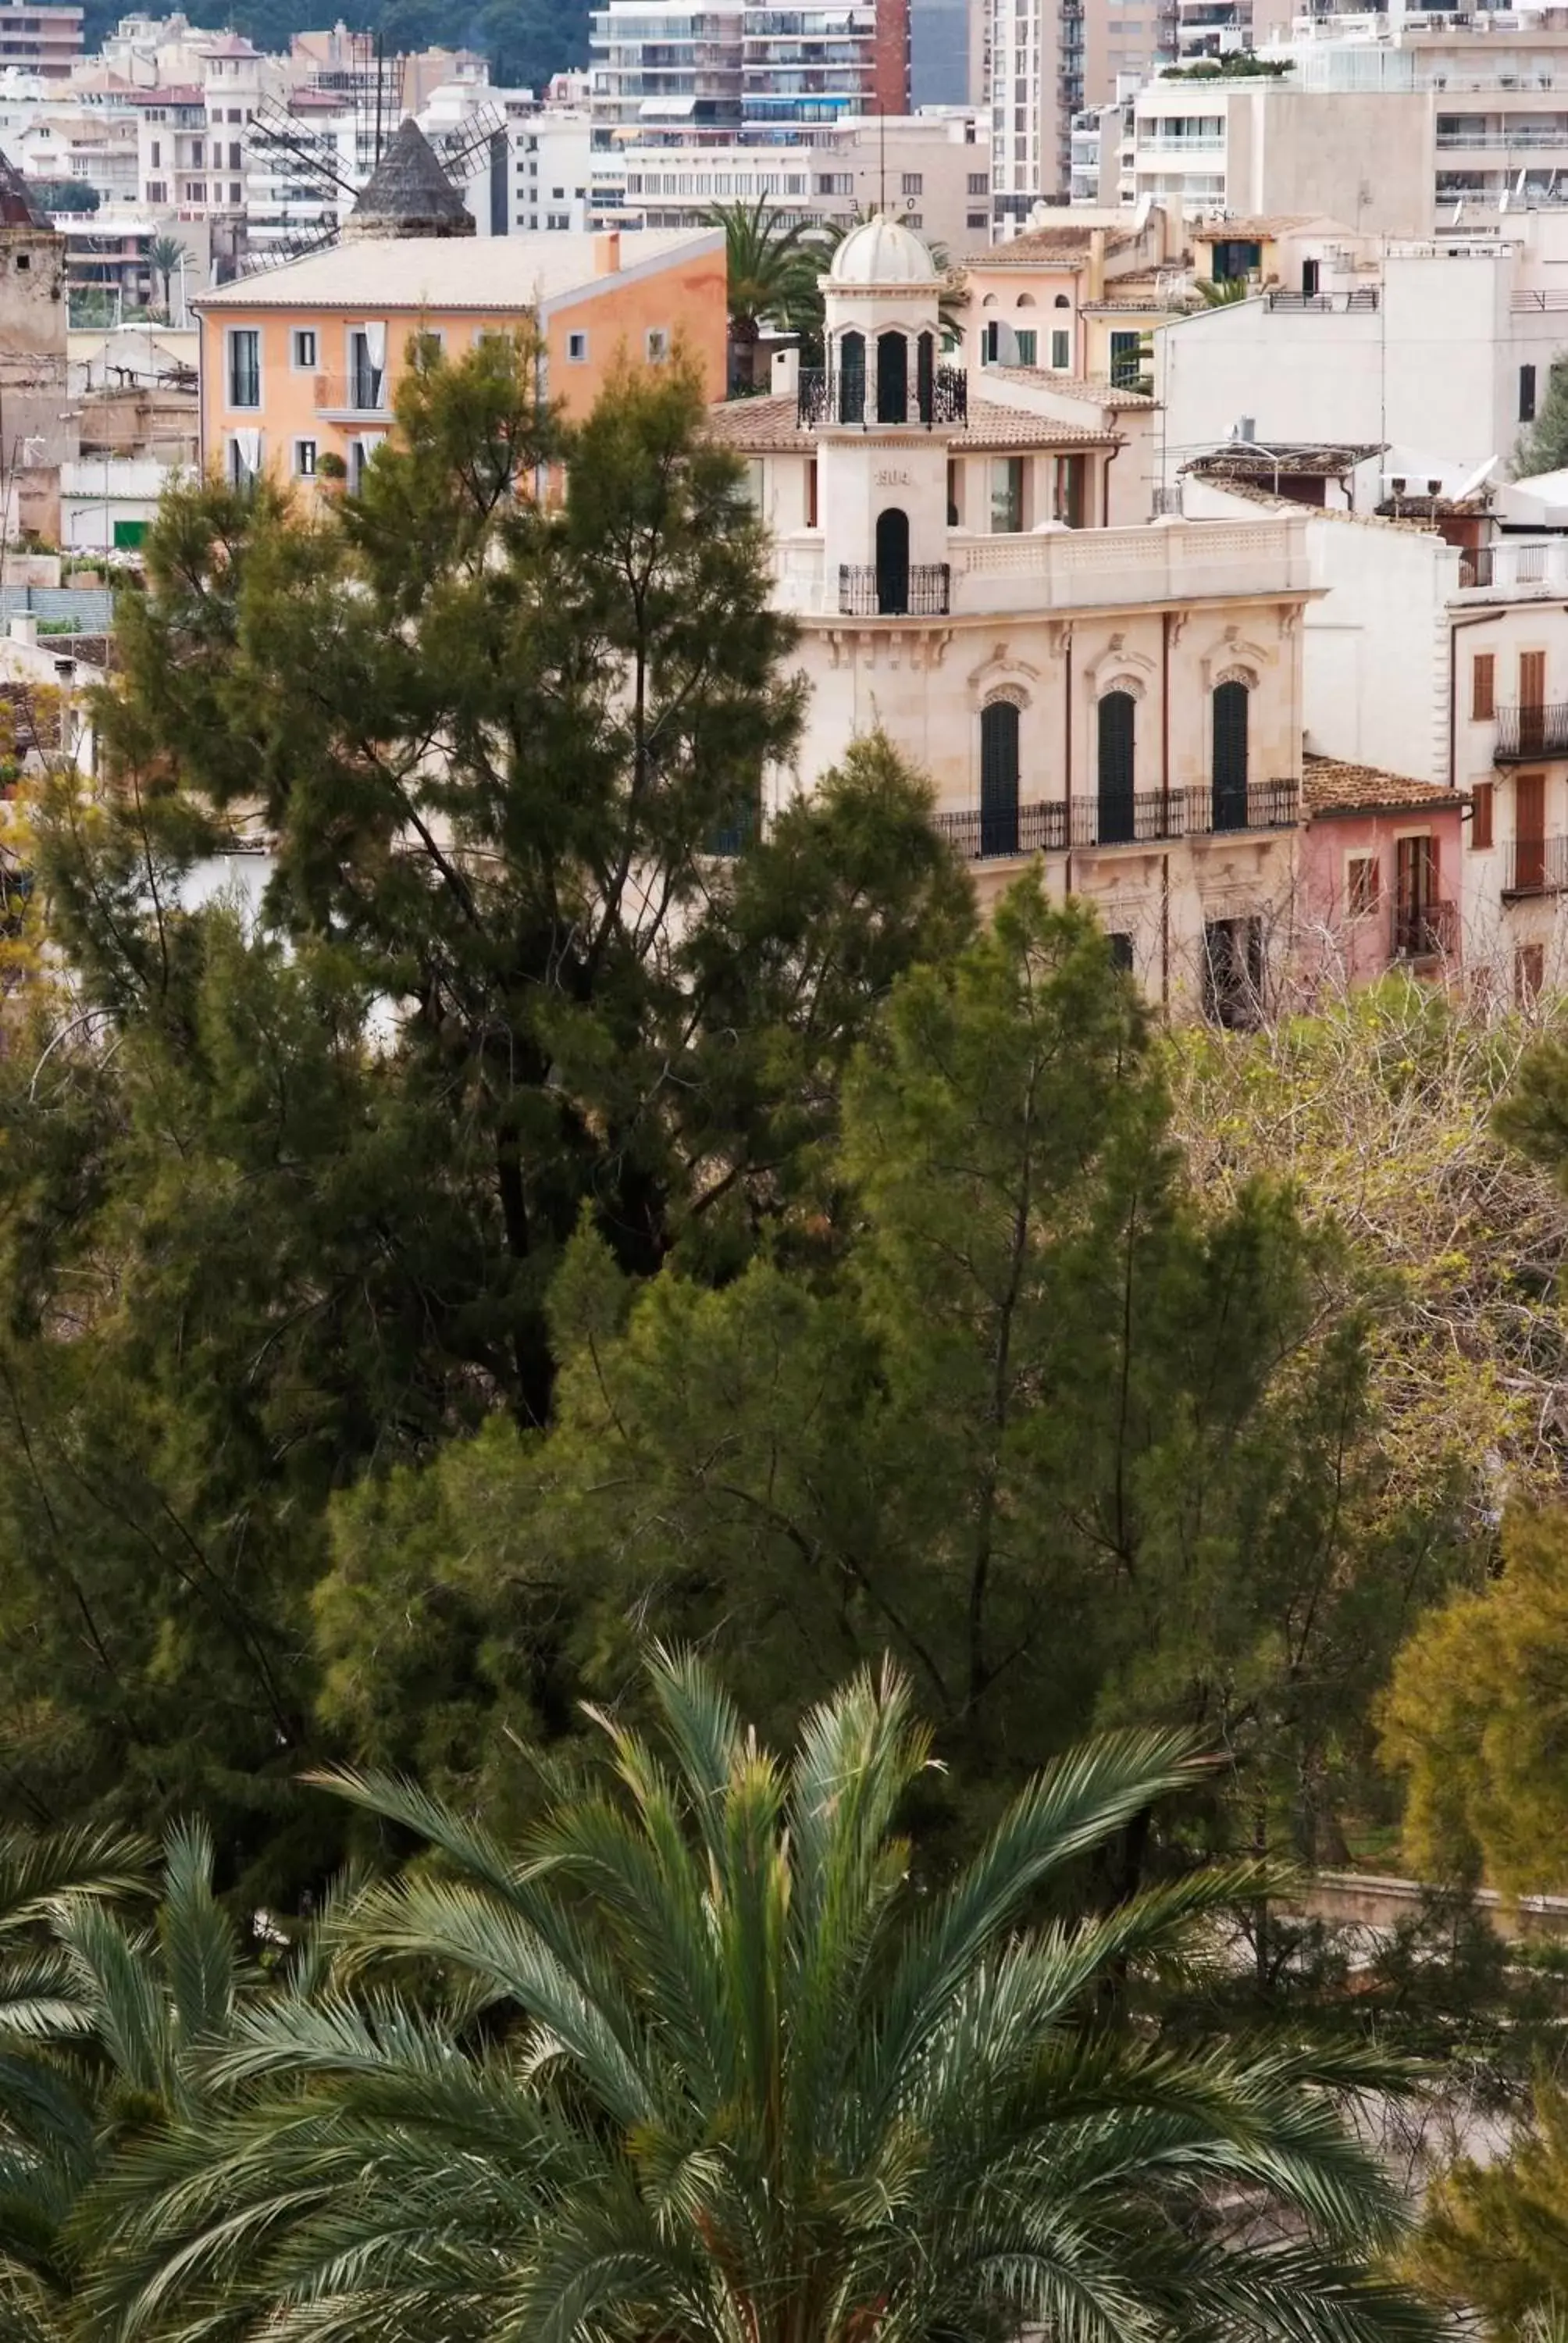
[{"left": 829, "top": 213, "right": 940, "bottom": 286}]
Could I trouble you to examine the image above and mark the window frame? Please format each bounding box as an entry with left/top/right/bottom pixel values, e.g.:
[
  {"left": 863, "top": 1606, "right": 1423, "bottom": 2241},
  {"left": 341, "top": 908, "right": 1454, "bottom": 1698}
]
[
  {"left": 1471, "top": 779, "right": 1494, "bottom": 849},
  {"left": 225, "top": 324, "right": 260, "bottom": 411},
  {"left": 290, "top": 326, "right": 317, "bottom": 371},
  {"left": 1472, "top": 650, "right": 1495, "bottom": 722}
]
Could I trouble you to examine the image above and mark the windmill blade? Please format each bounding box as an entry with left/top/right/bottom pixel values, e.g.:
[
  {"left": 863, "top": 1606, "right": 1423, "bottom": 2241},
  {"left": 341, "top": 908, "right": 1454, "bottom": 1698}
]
[
  {"left": 233, "top": 217, "right": 342, "bottom": 275},
  {"left": 250, "top": 93, "right": 358, "bottom": 198},
  {"left": 428, "top": 101, "right": 507, "bottom": 185}
]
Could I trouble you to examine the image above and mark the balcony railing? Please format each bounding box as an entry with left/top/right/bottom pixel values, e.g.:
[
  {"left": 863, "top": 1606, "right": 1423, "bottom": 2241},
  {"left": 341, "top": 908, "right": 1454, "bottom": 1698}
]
[
  {"left": 1502, "top": 834, "right": 1568, "bottom": 895},
  {"left": 1458, "top": 542, "right": 1568, "bottom": 593},
  {"left": 796, "top": 362, "right": 968, "bottom": 430},
  {"left": 1186, "top": 777, "right": 1301, "bottom": 833},
  {"left": 837, "top": 562, "right": 950, "bottom": 615},
  {"left": 315, "top": 371, "right": 387, "bottom": 415},
  {"left": 1495, "top": 702, "right": 1568, "bottom": 759},
  {"left": 932, "top": 779, "right": 1300, "bottom": 861},
  {"left": 1391, "top": 899, "right": 1459, "bottom": 959},
  {"left": 1263, "top": 287, "right": 1379, "bottom": 311}
]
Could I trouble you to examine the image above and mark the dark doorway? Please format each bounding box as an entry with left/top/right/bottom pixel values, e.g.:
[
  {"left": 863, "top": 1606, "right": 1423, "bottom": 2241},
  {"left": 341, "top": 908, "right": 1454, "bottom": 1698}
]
[
  {"left": 980, "top": 700, "right": 1020, "bottom": 857},
  {"left": 1212, "top": 680, "right": 1249, "bottom": 830},
  {"left": 839, "top": 330, "right": 865, "bottom": 423},
  {"left": 875, "top": 330, "right": 907, "bottom": 423},
  {"left": 1097, "top": 690, "right": 1135, "bottom": 843},
  {"left": 875, "top": 506, "right": 910, "bottom": 615}
]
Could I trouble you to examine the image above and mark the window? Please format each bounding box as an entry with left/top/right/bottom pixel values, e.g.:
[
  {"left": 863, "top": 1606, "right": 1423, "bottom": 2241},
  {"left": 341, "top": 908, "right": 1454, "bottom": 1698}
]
[
  {"left": 1346, "top": 854, "right": 1379, "bottom": 916},
  {"left": 1109, "top": 329, "right": 1144, "bottom": 390},
  {"left": 1212, "top": 679, "right": 1249, "bottom": 830},
  {"left": 1050, "top": 327, "right": 1070, "bottom": 369},
  {"left": 901, "top": 172, "right": 922, "bottom": 194},
  {"left": 1520, "top": 362, "right": 1538, "bottom": 423},
  {"left": 146, "top": 180, "right": 165, "bottom": 201},
  {"left": 294, "top": 437, "right": 317, "bottom": 476},
  {"left": 1014, "top": 328, "right": 1036, "bottom": 366},
  {"left": 741, "top": 457, "right": 765, "bottom": 512},
  {"left": 1097, "top": 690, "right": 1135, "bottom": 842},
  {"left": 839, "top": 329, "right": 865, "bottom": 422},
  {"left": 946, "top": 458, "right": 960, "bottom": 526},
  {"left": 980, "top": 699, "right": 1021, "bottom": 857},
  {"left": 190, "top": 137, "right": 202, "bottom": 165},
  {"left": 990, "top": 455, "right": 1025, "bottom": 533},
  {"left": 567, "top": 328, "right": 588, "bottom": 360},
  {"left": 347, "top": 325, "right": 386, "bottom": 411},
  {"left": 1516, "top": 769, "right": 1547, "bottom": 891},
  {"left": 875, "top": 507, "right": 909, "bottom": 613},
  {"left": 875, "top": 330, "right": 907, "bottom": 423},
  {"left": 226, "top": 326, "right": 259, "bottom": 408},
  {"left": 1517, "top": 941, "right": 1545, "bottom": 1003},
  {"left": 230, "top": 181, "right": 241, "bottom": 202},
  {"left": 1203, "top": 916, "right": 1263, "bottom": 1027},
  {"left": 149, "top": 137, "right": 159, "bottom": 164},
  {"left": 1472, "top": 779, "right": 1494, "bottom": 848},
  {"left": 645, "top": 326, "right": 669, "bottom": 362},
  {"left": 805, "top": 456, "right": 818, "bottom": 528},
  {"left": 1472, "top": 650, "right": 1495, "bottom": 720},
  {"left": 291, "top": 327, "right": 316, "bottom": 369},
  {"left": 1393, "top": 833, "right": 1439, "bottom": 955},
  {"left": 1107, "top": 931, "right": 1135, "bottom": 973},
  {"left": 112, "top": 518, "right": 148, "bottom": 549},
  {"left": 968, "top": 169, "right": 989, "bottom": 194},
  {"left": 968, "top": 211, "right": 989, "bottom": 229},
  {"left": 228, "top": 140, "right": 240, "bottom": 168}
]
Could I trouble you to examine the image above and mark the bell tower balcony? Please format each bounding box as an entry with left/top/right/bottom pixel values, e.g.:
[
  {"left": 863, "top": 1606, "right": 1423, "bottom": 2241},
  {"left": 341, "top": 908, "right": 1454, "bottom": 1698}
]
[{"left": 797, "top": 359, "right": 968, "bottom": 430}]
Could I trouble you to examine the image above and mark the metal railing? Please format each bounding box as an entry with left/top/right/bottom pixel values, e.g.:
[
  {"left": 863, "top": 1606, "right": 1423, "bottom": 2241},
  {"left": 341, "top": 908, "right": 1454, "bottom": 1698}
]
[
  {"left": 1185, "top": 777, "right": 1301, "bottom": 833},
  {"left": 1263, "top": 287, "right": 1379, "bottom": 311},
  {"left": 1495, "top": 702, "right": 1568, "bottom": 759},
  {"left": 837, "top": 562, "right": 950, "bottom": 615},
  {"left": 1502, "top": 834, "right": 1568, "bottom": 895},
  {"left": 796, "top": 362, "right": 968, "bottom": 430},
  {"left": 1391, "top": 898, "right": 1459, "bottom": 959},
  {"left": 314, "top": 370, "right": 387, "bottom": 415},
  {"left": 932, "top": 779, "right": 1300, "bottom": 861},
  {"left": 1458, "top": 542, "right": 1563, "bottom": 591}
]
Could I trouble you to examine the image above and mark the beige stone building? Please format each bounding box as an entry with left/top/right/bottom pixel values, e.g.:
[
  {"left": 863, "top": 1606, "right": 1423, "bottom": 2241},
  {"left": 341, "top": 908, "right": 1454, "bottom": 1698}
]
[{"left": 709, "top": 212, "right": 1314, "bottom": 1018}]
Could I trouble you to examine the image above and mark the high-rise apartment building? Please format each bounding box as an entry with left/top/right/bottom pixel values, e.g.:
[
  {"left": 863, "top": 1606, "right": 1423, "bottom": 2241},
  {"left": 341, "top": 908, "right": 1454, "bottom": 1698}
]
[
  {"left": 0, "top": 1, "right": 82, "bottom": 80},
  {"left": 590, "top": 0, "right": 907, "bottom": 152},
  {"left": 989, "top": 0, "right": 1080, "bottom": 224}
]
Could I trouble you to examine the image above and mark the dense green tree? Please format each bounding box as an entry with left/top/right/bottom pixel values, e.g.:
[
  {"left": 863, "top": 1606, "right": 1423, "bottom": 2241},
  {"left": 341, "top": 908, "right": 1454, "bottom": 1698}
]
[
  {"left": 1516, "top": 354, "right": 1568, "bottom": 478},
  {"left": 0, "top": 335, "right": 969, "bottom": 1880},
  {"left": 311, "top": 881, "right": 1431, "bottom": 1863},
  {"left": 87, "top": 1651, "right": 1437, "bottom": 2343}
]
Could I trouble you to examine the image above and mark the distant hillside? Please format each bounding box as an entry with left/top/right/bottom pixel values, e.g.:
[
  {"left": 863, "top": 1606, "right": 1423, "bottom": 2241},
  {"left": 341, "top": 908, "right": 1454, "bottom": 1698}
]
[{"left": 80, "top": 0, "right": 592, "bottom": 98}]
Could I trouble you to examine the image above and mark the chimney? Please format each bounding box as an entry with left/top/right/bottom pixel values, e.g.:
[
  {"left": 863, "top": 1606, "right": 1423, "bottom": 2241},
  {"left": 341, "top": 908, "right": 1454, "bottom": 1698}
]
[
  {"left": 594, "top": 228, "right": 621, "bottom": 275},
  {"left": 1087, "top": 226, "right": 1107, "bottom": 303},
  {"left": 9, "top": 613, "right": 37, "bottom": 647},
  {"left": 772, "top": 345, "right": 800, "bottom": 396}
]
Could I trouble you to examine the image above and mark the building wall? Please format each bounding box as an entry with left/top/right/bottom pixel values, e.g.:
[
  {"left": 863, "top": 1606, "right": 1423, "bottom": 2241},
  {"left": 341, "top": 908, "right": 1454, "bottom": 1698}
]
[
  {"left": 1299, "top": 804, "right": 1465, "bottom": 986},
  {"left": 198, "top": 242, "right": 729, "bottom": 488},
  {"left": 1131, "top": 81, "right": 1433, "bottom": 230}
]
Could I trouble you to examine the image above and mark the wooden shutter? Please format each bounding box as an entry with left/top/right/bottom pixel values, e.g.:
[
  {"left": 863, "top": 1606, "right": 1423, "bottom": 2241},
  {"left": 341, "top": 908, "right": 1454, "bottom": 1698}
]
[
  {"left": 1516, "top": 771, "right": 1546, "bottom": 892},
  {"left": 1472, "top": 781, "right": 1493, "bottom": 850},
  {"left": 1212, "top": 681, "right": 1249, "bottom": 830},
  {"left": 1097, "top": 691, "right": 1135, "bottom": 842},
  {"left": 916, "top": 331, "right": 935, "bottom": 423},
  {"left": 1472, "top": 653, "right": 1495, "bottom": 722},
  {"left": 980, "top": 701, "right": 1020, "bottom": 857}
]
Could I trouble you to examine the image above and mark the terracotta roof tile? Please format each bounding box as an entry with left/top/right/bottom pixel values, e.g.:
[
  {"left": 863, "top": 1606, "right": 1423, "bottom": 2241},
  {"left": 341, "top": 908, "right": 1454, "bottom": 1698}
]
[
  {"left": 704, "top": 392, "right": 1115, "bottom": 452},
  {"left": 986, "top": 366, "right": 1156, "bottom": 408},
  {"left": 961, "top": 224, "right": 1138, "bottom": 269},
  {"left": 1303, "top": 753, "right": 1460, "bottom": 816},
  {"left": 1189, "top": 215, "right": 1317, "bottom": 240}
]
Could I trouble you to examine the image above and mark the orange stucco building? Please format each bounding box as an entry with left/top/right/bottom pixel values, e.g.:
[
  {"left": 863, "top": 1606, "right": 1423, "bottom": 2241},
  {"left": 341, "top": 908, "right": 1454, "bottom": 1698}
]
[{"left": 194, "top": 225, "right": 729, "bottom": 494}]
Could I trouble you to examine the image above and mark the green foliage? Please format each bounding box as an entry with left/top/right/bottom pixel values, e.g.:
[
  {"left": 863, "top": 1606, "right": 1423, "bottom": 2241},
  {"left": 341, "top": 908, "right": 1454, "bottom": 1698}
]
[
  {"left": 1515, "top": 355, "right": 1568, "bottom": 480},
  {"left": 1410, "top": 2077, "right": 1568, "bottom": 2339},
  {"left": 311, "top": 881, "right": 1425, "bottom": 1865},
  {"left": 85, "top": 1652, "right": 1437, "bottom": 2343},
  {"left": 705, "top": 198, "right": 825, "bottom": 389}
]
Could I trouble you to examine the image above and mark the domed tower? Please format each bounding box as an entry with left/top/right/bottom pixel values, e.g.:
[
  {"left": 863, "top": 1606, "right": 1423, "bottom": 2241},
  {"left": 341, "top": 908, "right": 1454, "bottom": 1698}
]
[{"left": 807, "top": 216, "right": 964, "bottom": 617}]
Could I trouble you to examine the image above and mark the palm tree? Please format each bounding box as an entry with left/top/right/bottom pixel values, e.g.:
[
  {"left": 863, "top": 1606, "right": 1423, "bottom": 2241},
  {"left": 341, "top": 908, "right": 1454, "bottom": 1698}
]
[
  {"left": 144, "top": 234, "right": 189, "bottom": 323},
  {"left": 91, "top": 1653, "right": 1437, "bottom": 2343},
  {"left": 706, "top": 197, "right": 821, "bottom": 393}
]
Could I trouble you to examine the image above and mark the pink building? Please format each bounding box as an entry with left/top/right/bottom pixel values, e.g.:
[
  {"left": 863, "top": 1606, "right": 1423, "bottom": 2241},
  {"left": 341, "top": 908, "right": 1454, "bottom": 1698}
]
[{"left": 1299, "top": 754, "right": 1467, "bottom": 990}]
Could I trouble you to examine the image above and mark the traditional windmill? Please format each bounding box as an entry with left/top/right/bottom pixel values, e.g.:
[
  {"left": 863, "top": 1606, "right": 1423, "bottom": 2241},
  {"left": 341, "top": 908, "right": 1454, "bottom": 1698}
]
[{"left": 241, "top": 43, "right": 504, "bottom": 274}]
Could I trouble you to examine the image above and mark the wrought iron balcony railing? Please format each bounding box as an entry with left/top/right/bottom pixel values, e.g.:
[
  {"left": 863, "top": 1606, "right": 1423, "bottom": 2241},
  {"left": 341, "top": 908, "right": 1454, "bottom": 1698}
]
[
  {"left": 1185, "top": 777, "right": 1301, "bottom": 833},
  {"left": 932, "top": 779, "right": 1302, "bottom": 861},
  {"left": 837, "top": 562, "right": 950, "bottom": 616},
  {"left": 1495, "top": 702, "right": 1568, "bottom": 759},
  {"left": 796, "top": 362, "right": 968, "bottom": 430},
  {"left": 1391, "top": 898, "right": 1459, "bottom": 960},
  {"left": 1502, "top": 833, "right": 1568, "bottom": 895}
]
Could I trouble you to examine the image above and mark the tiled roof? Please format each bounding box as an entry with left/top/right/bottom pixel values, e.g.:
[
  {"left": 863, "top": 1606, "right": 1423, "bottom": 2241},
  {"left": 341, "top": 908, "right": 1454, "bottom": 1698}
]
[
  {"left": 704, "top": 393, "right": 1114, "bottom": 453},
  {"left": 961, "top": 225, "right": 1138, "bottom": 269},
  {"left": 986, "top": 366, "right": 1156, "bottom": 408},
  {"left": 1182, "top": 476, "right": 1436, "bottom": 534},
  {"left": 196, "top": 227, "right": 720, "bottom": 311},
  {"left": 1185, "top": 441, "right": 1384, "bottom": 479},
  {"left": 1303, "top": 753, "right": 1459, "bottom": 817}
]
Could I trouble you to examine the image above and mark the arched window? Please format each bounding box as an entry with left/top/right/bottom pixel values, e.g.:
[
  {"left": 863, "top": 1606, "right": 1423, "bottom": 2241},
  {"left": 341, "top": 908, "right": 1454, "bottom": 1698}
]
[
  {"left": 1212, "top": 679, "right": 1249, "bottom": 831},
  {"left": 838, "top": 329, "right": 864, "bottom": 423},
  {"left": 1053, "top": 292, "right": 1070, "bottom": 308},
  {"left": 876, "top": 330, "right": 907, "bottom": 423},
  {"left": 916, "top": 329, "right": 935, "bottom": 422},
  {"left": 981, "top": 700, "right": 1021, "bottom": 857},
  {"left": 875, "top": 507, "right": 910, "bottom": 615},
  {"left": 1016, "top": 292, "right": 1036, "bottom": 308},
  {"left": 1097, "top": 690, "right": 1136, "bottom": 843}
]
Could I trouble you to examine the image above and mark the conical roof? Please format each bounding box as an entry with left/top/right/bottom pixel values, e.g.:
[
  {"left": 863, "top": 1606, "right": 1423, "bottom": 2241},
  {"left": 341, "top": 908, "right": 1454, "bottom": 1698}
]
[{"left": 344, "top": 116, "right": 473, "bottom": 241}]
